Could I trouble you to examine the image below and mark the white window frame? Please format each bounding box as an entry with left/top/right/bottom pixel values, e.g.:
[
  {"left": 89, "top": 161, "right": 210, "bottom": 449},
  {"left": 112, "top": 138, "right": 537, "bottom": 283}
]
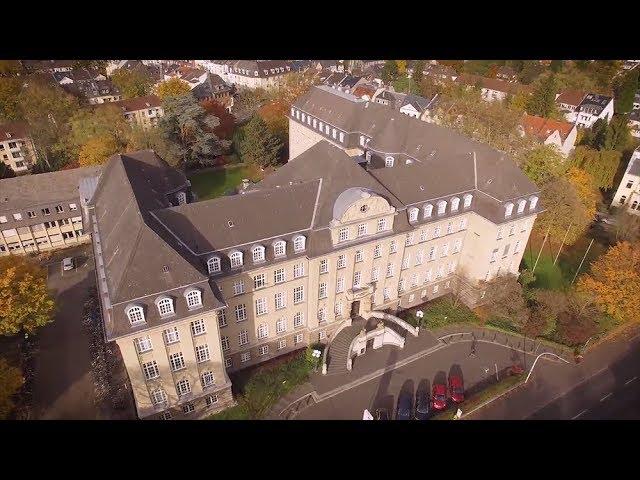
[
  {"left": 252, "top": 245, "right": 265, "bottom": 263},
  {"left": 185, "top": 289, "right": 202, "bottom": 309},
  {"left": 337, "top": 254, "right": 346, "bottom": 269},
  {"left": 142, "top": 360, "right": 160, "bottom": 380},
  {"left": 201, "top": 371, "right": 215, "bottom": 388},
  {"left": 529, "top": 196, "right": 538, "bottom": 210},
  {"left": 293, "top": 262, "right": 305, "bottom": 278},
  {"left": 257, "top": 323, "right": 269, "bottom": 340},
  {"left": 255, "top": 297, "right": 268, "bottom": 316},
  {"left": 156, "top": 297, "right": 174, "bottom": 317},
  {"left": 276, "top": 318, "right": 287, "bottom": 334},
  {"left": 293, "top": 286, "right": 305, "bottom": 304},
  {"left": 230, "top": 251, "right": 243, "bottom": 268},
  {"left": 504, "top": 202, "right": 514, "bottom": 218},
  {"left": 320, "top": 259, "right": 329, "bottom": 274},
  {"left": 336, "top": 277, "right": 345, "bottom": 293},
  {"left": 377, "top": 218, "right": 387, "bottom": 232},
  {"left": 451, "top": 197, "right": 460, "bottom": 212},
  {"left": 176, "top": 379, "right": 191, "bottom": 396},
  {"left": 273, "top": 240, "right": 286, "bottom": 257},
  {"left": 338, "top": 227, "right": 349, "bottom": 242},
  {"left": 126, "top": 305, "right": 145, "bottom": 325},
  {"left": 207, "top": 256, "right": 221, "bottom": 274},
  {"left": 409, "top": 208, "right": 419, "bottom": 222},
  {"left": 517, "top": 199, "right": 526, "bottom": 214},
  {"left": 275, "top": 291, "right": 286, "bottom": 309},
  {"left": 463, "top": 194, "right": 473, "bottom": 208},
  {"left": 357, "top": 223, "right": 368, "bottom": 237},
  {"left": 235, "top": 303, "right": 247, "bottom": 322},
  {"left": 293, "top": 312, "right": 304, "bottom": 328},
  {"left": 190, "top": 319, "right": 207, "bottom": 336},
  {"left": 233, "top": 280, "right": 246, "bottom": 296},
  {"left": 135, "top": 336, "right": 153, "bottom": 354},
  {"left": 423, "top": 204, "right": 433, "bottom": 218},
  {"left": 195, "top": 344, "right": 211, "bottom": 363},
  {"left": 253, "top": 274, "right": 266, "bottom": 290},
  {"left": 274, "top": 268, "right": 286, "bottom": 284},
  {"left": 385, "top": 156, "right": 395, "bottom": 167},
  {"left": 238, "top": 330, "right": 249, "bottom": 347},
  {"left": 169, "top": 352, "right": 186, "bottom": 372},
  {"left": 374, "top": 244, "right": 381, "bottom": 258},
  {"left": 355, "top": 250, "right": 364, "bottom": 263},
  {"left": 437, "top": 200, "right": 447, "bottom": 215}
]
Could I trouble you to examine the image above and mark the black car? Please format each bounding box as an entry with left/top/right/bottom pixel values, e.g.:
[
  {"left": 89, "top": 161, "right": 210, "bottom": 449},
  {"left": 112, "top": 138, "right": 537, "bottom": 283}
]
[
  {"left": 414, "top": 390, "right": 431, "bottom": 420},
  {"left": 396, "top": 392, "right": 413, "bottom": 420}
]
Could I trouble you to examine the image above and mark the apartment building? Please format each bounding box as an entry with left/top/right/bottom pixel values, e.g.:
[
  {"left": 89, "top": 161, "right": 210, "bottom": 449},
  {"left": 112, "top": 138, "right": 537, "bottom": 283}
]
[
  {"left": 0, "top": 123, "right": 37, "bottom": 173},
  {"left": 455, "top": 73, "right": 533, "bottom": 102},
  {"left": 197, "top": 60, "right": 294, "bottom": 89},
  {"left": 611, "top": 146, "right": 640, "bottom": 215},
  {"left": 108, "top": 95, "right": 164, "bottom": 128},
  {"left": 555, "top": 90, "right": 614, "bottom": 127},
  {"left": 0, "top": 166, "right": 101, "bottom": 255}
]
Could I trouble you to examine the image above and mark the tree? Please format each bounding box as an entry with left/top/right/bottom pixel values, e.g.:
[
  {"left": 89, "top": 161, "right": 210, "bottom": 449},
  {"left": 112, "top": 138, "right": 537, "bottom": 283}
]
[
  {"left": 239, "top": 115, "right": 283, "bottom": 167},
  {"left": 125, "top": 124, "right": 178, "bottom": 165},
  {"left": 418, "top": 76, "right": 440, "bottom": 100},
  {"left": 580, "top": 118, "right": 608, "bottom": 150},
  {"left": 65, "top": 105, "right": 130, "bottom": 161},
  {"left": 526, "top": 74, "right": 558, "bottom": 117},
  {"left": 565, "top": 167, "right": 600, "bottom": 218},
  {"left": 412, "top": 60, "right": 425, "bottom": 84},
  {"left": 159, "top": 93, "right": 228, "bottom": 168},
  {"left": 258, "top": 100, "right": 289, "bottom": 144},
  {"left": 520, "top": 144, "right": 567, "bottom": 186},
  {"left": 517, "top": 61, "right": 545, "bottom": 84},
  {"left": 571, "top": 145, "right": 621, "bottom": 189},
  {"left": 381, "top": 60, "right": 399, "bottom": 83},
  {"left": 550, "top": 60, "right": 564, "bottom": 73},
  {"left": 509, "top": 91, "right": 530, "bottom": 112},
  {"left": 201, "top": 99, "right": 236, "bottom": 140},
  {"left": 111, "top": 68, "right": 153, "bottom": 99},
  {"left": 395, "top": 60, "right": 407, "bottom": 76},
  {"left": 0, "top": 359, "right": 23, "bottom": 419},
  {"left": 155, "top": 77, "right": 191, "bottom": 100},
  {"left": 603, "top": 115, "right": 632, "bottom": 152},
  {"left": 0, "top": 60, "right": 22, "bottom": 75},
  {"left": 0, "top": 77, "right": 22, "bottom": 122},
  {"left": 234, "top": 87, "right": 270, "bottom": 119},
  {"left": 613, "top": 67, "right": 639, "bottom": 114},
  {"left": 613, "top": 210, "right": 640, "bottom": 243},
  {"left": 78, "top": 135, "right": 120, "bottom": 166},
  {"left": 530, "top": 289, "right": 568, "bottom": 337},
  {"left": 482, "top": 274, "right": 530, "bottom": 329},
  {"left": 0, "top": 256, "right": 55, "bottom": 336},
  {"left": 577, "top": 241, "right": 640, "bottom": 325},
  {"left": 0, "top": 162, "right": 16, "bottom": 179}
]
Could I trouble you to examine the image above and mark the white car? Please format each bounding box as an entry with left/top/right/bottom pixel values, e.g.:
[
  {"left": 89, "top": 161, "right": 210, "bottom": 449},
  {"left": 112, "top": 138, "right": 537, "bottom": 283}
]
[{"left": 62, "top": 257, "right": 74, "bottom": 271}]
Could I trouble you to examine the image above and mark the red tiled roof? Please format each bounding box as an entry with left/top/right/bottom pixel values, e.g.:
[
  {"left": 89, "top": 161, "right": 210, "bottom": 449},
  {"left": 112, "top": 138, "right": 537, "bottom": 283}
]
[
  {"left": 0, "top": 122, "right": 30, "bottom": 140},
  {"left": 556, "top": 89, "right": 586, "bottom": 107},
  {"left": 520, "top": 113, "right": 575, "bottom": 142},
  {"left": 110, "top": 95, "right": 162, "bottom": 113},
  {"left": 456, "top": 73, "right": 532, "bottom": 95},
  {"left": 352, "top": 85, "right": 376, "bottom": 99}
]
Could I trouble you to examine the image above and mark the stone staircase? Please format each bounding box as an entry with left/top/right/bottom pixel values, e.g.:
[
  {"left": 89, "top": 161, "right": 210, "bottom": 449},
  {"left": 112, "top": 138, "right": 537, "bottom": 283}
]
[{"left": 325, "top": 319, "right": 366, "bottom": 375}]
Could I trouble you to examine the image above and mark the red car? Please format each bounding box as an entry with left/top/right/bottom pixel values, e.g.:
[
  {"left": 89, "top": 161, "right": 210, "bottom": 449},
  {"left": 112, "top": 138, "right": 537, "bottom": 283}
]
[
  {"left": 449, "top": 375, "right": 465, "bottom": 403},
  {"left": 432, "top": 382, "right": 448, "bottom": 410}
]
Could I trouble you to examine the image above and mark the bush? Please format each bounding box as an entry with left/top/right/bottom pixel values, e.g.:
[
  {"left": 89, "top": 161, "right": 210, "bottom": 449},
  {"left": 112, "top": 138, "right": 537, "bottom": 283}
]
[{"left": 399, "top": 296, "right": 480, "bottom": 330}]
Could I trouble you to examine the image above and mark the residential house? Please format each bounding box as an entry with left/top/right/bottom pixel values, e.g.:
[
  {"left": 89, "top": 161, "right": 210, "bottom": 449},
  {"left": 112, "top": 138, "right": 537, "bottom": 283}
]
[
  {"left": 351, "top": 84, "right": 378, "bottom": 101},
  {"left": 495, "top": 66, "right": 518, "bottom": 83},
  {"left": 423, "top": 63, "right": 458, "bottom": 85},
  {"left": 0, "top": 123, "right": 37, "bottom": 173},
  {"left": 519, "top": 113, "right": 578, "bottom": 157},
  {"left": 555, "top": 90, "right": 586, "bottom": 123},
  {"left": 372, "top": 89, "right": 406, "bottom": 109},
  {"left": 109, "top": 95, "right": 164, "bottom": 128},
  {"left": 632, "top": 91, "right": 640, "bottom": 111},
  {"left": 628, "top": 110, "right": 640, "bottom": 138},
  {"left": 191, "top": 73, "right": 234, "bottom": 106},
  {"left": 224, "top": 60, "right": 295, "bottom": 89},
  {"left": 0, "top": 165, "right": 102, "bottom": 255},
  {"left": 399, "top": 93, "right": 436, "bottom": 119},
  {"left": 323, "top": 73, "right": 365, "bottom": 94},
  {"left": 312, "top": 60, "right": 343, "bottom": 73},
  {"left": 574, "top": 93, "right": 614, "bottom": 128},
  {"left": 611, "top": 147, "right": 640, "bottom": 215},
  {"left": 455, "top": 74, "right": 532, "bottom": 102}
]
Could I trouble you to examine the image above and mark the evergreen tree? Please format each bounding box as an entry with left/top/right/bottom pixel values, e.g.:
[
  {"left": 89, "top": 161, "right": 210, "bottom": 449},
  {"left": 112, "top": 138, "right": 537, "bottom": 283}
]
[
  {"left": 381, "top": 60, "right": 399, "bottom": 83},
  {"left": 239, "top": 115, "right": 283, "bottom": 168},
  {"left": 550, "top": 60, "right": 564, "bottom": 72},
  {"left": 0, "top": 162, "right": 15, "bottom": 179},
  {"left": 412, "top": 60, "right": 425, "bottom": 84},
  {"left": 526, "top": 74, "right": 558, "bottom": 117},
  {"left": 613, "top": 68, "right": 639, "bottom": 114}
]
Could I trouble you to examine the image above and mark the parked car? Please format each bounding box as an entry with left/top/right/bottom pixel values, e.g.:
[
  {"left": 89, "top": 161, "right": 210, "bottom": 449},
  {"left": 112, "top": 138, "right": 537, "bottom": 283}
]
[
  {"left": 375, "top": 408, "right": 390, "bottom": 420},
  {"left": 62, "top": 257, "right": 74, "bottom": 271},
  {"left": 449, "top": 375, "right": 465, "bottom": 403},
  {"left": 432, "top": 382, "right": 448, "bottom": 411},
  {"left": 396, "top": 392, "right": 413, "bottom": 420},
  {"left": 414, "top": 389, "right": 431, "bottom": 420}
]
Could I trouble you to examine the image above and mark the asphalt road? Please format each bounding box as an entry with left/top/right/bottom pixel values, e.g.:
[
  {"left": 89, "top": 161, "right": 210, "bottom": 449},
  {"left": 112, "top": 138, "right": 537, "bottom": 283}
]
[{"left": 527, "top": 336, "right": 640, "bottom": 420}]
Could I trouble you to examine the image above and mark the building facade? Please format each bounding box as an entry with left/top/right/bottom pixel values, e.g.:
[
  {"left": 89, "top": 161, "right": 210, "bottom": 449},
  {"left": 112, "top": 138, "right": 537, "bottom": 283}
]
[
  {"left": 108, "top": 95, "right": 164, "bottom": 128},
  {"left": 611, "top": 147, "right": 640, "bottom": 215},
  {"left": 0, "top": 166, "right": 101, "bottom": 255},
  {"left": 0, "top": 123, "right": 37, "bottom": 173}
]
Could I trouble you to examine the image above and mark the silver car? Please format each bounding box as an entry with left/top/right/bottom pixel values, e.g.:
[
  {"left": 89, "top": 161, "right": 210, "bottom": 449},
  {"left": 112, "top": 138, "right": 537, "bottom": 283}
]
[{"left": 62, "top": 257, "right": 74, "bottom": 271}]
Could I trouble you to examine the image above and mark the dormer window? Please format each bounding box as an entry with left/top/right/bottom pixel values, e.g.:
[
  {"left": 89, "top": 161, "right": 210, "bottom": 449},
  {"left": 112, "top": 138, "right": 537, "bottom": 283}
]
[
  {"left": 273, "top": 240, "right": 286, "bottom": 257},
  {"left": 409, "top": 207, "right": 419, "bottom": 222},
  {"left": 517, "top": 199, "right": 526, "bottom": 214},
  {"left": 450, "top": 197, "right": 460, "bottom": 212},
  {"left": 230, "top": 251, "right": 243, "bottom": 268},
  {"left": 207, "top": 256, "right": 221, "bottom": 274},
  {"left": 156, "top": 297, "right": 174, "bottom": 317},
  {"left": 252, "top": 245, "right": 265, "bottom": 263},
  {"left": 437, "top": 200, "right": 447, "bottom": 215},
  {"left": 463, "top": 194, "right": 473, "bottom": 208},
  {"left": 423, "top": 204, "right": 433, "bottom": 218},
  {"left": 185, "top": 288, "right": 202, "bottom": 309},
  {"left": 293, "top": 235, "right": 306, "bottom": 252},
  {"left": 126, "top": 305, "right": 145, "bottom": 325},
  {"left": 504, "top": 202, "right": 514, "bottom": 218},
  {"left": 529, "top": 196, "right": 538, "bottom": 211},
  {"left": 385, "top": 156, "right": 395, "bottom": 168}
]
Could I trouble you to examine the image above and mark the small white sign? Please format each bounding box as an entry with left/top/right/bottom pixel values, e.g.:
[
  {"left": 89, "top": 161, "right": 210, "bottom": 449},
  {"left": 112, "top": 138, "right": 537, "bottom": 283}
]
[
  {"left": 416, "top": 310, "right": 424, "bottom": 318},
  {"left": 363, "top": 409, "right": 374, "bottom": 420}
]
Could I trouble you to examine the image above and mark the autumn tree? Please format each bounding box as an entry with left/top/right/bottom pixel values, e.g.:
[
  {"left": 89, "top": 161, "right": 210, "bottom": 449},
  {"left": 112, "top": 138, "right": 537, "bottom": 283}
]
[
  {"left": 201, "top": 99, "right": 236, "bottom": 140},
  {"left": 0, "top": 358, "right": 23, "bottom": 419},
  {"left": 159, "top": 93, "right": 228, "bottom": 168},
  {"left": 0, "top": 162, "right": 16, "bottom": 180},
  {"left": 418, "top": 76, "right": 440, "bottom": 100},
  {"left": 381, "top": 60, "right": 399, "bottom": 83},
  {"left": 395, "top": 60, "right": 407, "bottom": 76},
  {"left": 258, "top": 100, "right": 289, "bottom": 144},
  {"left": 111, "top": 68, "right": 154, "bottom": 99},
  {"left": 571, "top": 145, "right": 621, "bottom": 189},
  {"left": 0, "top": 77, "right": 23, "bottom": 122},
  {"left": 0, "top": 256, "right": 55, "bottom": 336},
  {"left": 526, "top": 74, "right": 558, "bottom": 117},
  {"left": 65, "top": 105, "right": 130, "bottom": 161},
  {"left": 78, "top": 135, "right": 120, "bottom": 166},
  {"left": 482, "top": 274, "right": 530, "bottom": 329},
  {"left": 155, "top": 77, "right": 191, "bottom": 99},
  {"left": 612, "top": 210, "right": 640, "bottom": 243},
  {"left": 239, "top": 115, "right": 283, "bottom": 167},
  {"left": 234, "top": 87, "right": 270, "bottom": 119},
  {"left": 529, "top": 289, "right": 568, "bottom": 337},
  {"left": 565, "top": 167, "right": 600, "bottom": 218},
  {"left": 554, "top": 292, "right": 599, "bottom": 346},
  {"left": 613, "top": 67, "right": 639, "bottom": 114},
  {"left": 577, "top": 241, "right": 640, "bottom": 325},
  {"left": 520, "top": 144, "right": 568, "bottom": 186},
  {"left": 412, "top": 60, "right": 425, "bottom": 84}
]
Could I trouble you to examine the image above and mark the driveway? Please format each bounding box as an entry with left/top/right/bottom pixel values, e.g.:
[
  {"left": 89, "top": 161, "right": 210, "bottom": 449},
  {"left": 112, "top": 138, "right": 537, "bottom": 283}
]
[{"left": 31, "top": 245, "right": 100, "bottom": 420}]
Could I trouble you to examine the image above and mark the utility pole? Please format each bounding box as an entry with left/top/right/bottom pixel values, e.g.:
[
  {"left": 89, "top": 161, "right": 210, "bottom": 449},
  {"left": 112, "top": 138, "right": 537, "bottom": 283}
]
[
  {"left": 554, "top": 222, "right": 572, "bottom": 265},
  {"left": 571, "top": 238, "right": 594, "bottom": 285},
  {"left": 532, "top": 226, "right": 551, "bottom": 273}
]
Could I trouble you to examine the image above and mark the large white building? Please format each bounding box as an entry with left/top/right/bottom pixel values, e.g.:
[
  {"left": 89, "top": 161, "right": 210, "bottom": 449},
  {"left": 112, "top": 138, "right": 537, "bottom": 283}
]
[{"left": 611, "top": 147, "right": 640, "bottom": 215}]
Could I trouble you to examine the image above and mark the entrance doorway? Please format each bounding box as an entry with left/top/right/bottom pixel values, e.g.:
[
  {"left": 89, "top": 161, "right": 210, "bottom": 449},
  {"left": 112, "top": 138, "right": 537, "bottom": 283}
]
[{"left": 351, "top": 301, "right": 360, "bottom": 317}]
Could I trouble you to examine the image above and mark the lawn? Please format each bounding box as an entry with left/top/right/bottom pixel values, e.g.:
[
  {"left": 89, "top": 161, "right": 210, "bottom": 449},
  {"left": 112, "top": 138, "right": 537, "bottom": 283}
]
[{"left": 188, "top": 164, "right": 260, "bottom": 201}]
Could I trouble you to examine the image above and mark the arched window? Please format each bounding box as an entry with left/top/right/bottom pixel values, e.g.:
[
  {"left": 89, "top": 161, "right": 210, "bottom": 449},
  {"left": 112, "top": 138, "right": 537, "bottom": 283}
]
[
  {"left": 273, "top": 240, "right": 286, "bottom": 257},
  {"left": 517, "top": 199, "right": 526, "bottom": 214},
  {"left": 504, "top": 202, "right": 514, "bottom": 218},
  {"left": 529, "top": 196, "right": 538, "bottom": 211},
  {"left": 126, "top": 305, "right": 145, "bottom": 325},
  {"left": 293, "top": 235, "right": 306, "bottom": 252},
  {"left": 229, "top": 251, "right": 243, "bottom": 268},
  {"left": 463, "top": 194, "right": 473, "bottom": 208},
  {"left": 252, "top": 245, "right": 265, "bottom": 263},
  {"left": 450, "top": 197, "right": 460, "bottom": 212},
  {"left": 437, "top": 200, "right": 447, "bottom": 215},
  {"left": 408, "top": 207, "right": 419, "bottom": 222},
  {"left": 423, "top": 204, "right": 433, "bottom": 218},
  {"left": 385, "top": 156, "right": 395, "bottom": 168},
  {"left": 185, "top": 289, "right": 202, "bottom": 309},
  {"left": 619, "top": 195, "right": 627, "bottom": 204},
  {"left": 156, "top": 297, "right": 174, "bottom": 317},
  {"left": 207, "top": 256, "right": 221, "bottom": 274}
]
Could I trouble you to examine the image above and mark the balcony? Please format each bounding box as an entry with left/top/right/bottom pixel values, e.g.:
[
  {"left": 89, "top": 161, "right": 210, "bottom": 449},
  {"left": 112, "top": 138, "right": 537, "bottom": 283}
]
[{"left": 346, "top": 283, "right": 373, "bottom": 301}]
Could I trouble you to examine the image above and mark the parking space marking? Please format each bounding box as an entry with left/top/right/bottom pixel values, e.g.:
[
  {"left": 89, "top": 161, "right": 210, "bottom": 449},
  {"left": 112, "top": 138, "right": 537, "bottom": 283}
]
[
  {"left": 625, "top": 376, "right": 637, "bottom": 386},
  {"left": 572, "top": 409, "right": 588, "bottom": 420},
  {"left": 600, "top": 392, "right": 612, "bottom": 402}
]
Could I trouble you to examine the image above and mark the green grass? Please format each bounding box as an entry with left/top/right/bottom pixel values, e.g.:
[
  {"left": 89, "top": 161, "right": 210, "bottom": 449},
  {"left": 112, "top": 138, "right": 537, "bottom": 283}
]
[
  {"left": 392, "top": 77, "right": 419, "bottom": 94},
  {"left": 400, "top": 297, "right": 481, "bottom": 330},
  {"left": 187, "top": 165, "right": 252, "bottom": 201},
  {"left": 523, "top": 254, "right": 566, "bottom": 290}
]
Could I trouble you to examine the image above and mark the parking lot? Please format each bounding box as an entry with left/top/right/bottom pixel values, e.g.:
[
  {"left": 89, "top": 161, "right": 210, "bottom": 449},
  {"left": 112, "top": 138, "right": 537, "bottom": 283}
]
[{"left": 297, "top": 339, "right": 536, "bottom": 420}]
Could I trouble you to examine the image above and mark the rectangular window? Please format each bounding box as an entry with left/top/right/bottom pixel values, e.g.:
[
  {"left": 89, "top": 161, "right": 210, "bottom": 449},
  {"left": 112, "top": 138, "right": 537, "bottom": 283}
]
[
  {"left": 201, "top": 371, "right": 215, "bottom": 388},
  {"left": 415, "top": 251, "right": 424, "bottom": 265},
  {"left": 294, "top": 333, "right": 304, "bottom": 345},
  {"left": 428, "top": 246, "right": 436, "bottom": 261},
  {"left": 460, "top": 218, "right": 467, "bottom": 230},
  {"left": 293, "top": 263, "right": 305, "bottom": 278},
  {"left": 335, "top": 302, "right": 343, "bottom": 317},
  {"left": 151, "top": 389, "right": 167, "bottom": 405},
  {"left": 142, "top": 361, "right": 160, "bottom": 380},
  {"left": 274, "top": 268, "right": 286, "bottom": 284},
  {"left": 336, "top": 277, "right": 345, "bottom": 293},
  {"left": 371, "top": 267, "right": 379, "bottom": 282},
  {"left": 433, "top": 285, "right": 439, "bottom": 294},
  {"left": 276, "top": 318, "right": 287, "bottom": 334},
  {"left": 253, "top": 274, "right": 265, "bottom": 290},
  {"left": 205, "top": 394, "right": 219, "bottom": 407},
  {"left": 441, "top": 244, "right": 449, "bottom": 257},
  {"left": 447, "top": 223, "right": 452, "bottom": 234},
  {"left": 420, "top": 230, "right": 427, "bottom": 242},
  {"left": 411, "top": 273, "right": 419, "bottom": 287},
  {"left": 503, "top": 244, "right": 510, "bottom": 257},
  {"left": 496, "top": 228, "right": 503, "bottom": 240},
  {"left": 374, "top": 244, "right": 381, "bottom": 258},
  {"left": 514, "top": 240, "right": 521, "bottom": 254},
  {"left": 164, "top": 327, "right": 180, "bottom": 345},
  {"left": 169, "top": 352, "right": 186, "bottom": 372},
  {"left": 317, "top": 307, "right": 327, "bottom": 323},
  {"left": 402, "top": 255, "right": 410, "bottom": 270},
  {"left": 355, "top": 250, "right": 364, "bottom": 263},
  {"left": 353, "top": 271, "right": 361, "bottom": 287},
  {"left": 217, "top": 309, "right": 227, "bottom": 328},
  {"left": 434, "top": 226, "right": 441, "bottom": 237},
  {"left": 135, "top": 336, "right": 153, "bottom": 354},
  {"left": 405, "top": 233, "right": 414, "bottom": 247},
  {"left": 195, "top": 344, "right": 210, "bottom": 363},
  {"left": 190, "top": 319, "right": 206, "bottom": 336},
  {"left": 293, "top": 312, "right": 304, "bottom": 328},
  {"left": 224, "top": 357, "right": 232, "bottom": 368},
  {"left": 294, "top": 286, "right": 304, "bottom": 304},
  {"left": 319, "top": 259, "right": 329, "bottom": 274},
  {"left": 69, "top": 203, "right": 77, "bottom": 211},
  {"left": 319, "top": 282, "right": 328, "bottom": 299},
  {"left": 278, "top": 339, "right": 287, "bottom": 350},
  {"left": 436, "top": 265, "right": 445, "bottom": 278},
  {"left": 453, "top": 239, "right": 462, "bottom": 253},
  {"left": 338, "top": 227, "right": 349, "bottom": 242},
  {"left": 259, "top": 345, "right": 269, "bottom": 356},
  {"left": 357, "top": 223, "right": 367, "bottom": 237},
  {"left": 490, "top": 249, "right": 498, "bottom": 263},
  {"left": 235, "top": 304, "right": 247, "bottom": 322},
  {"left": 425, "top": 269, "right": 433, "bottom": 282},
  {"left": 221, "top": 336, "right": 230, "bottom": 351},
  {"left": 275, "top": 292, "right": 286, "bottom": 310},
  {"left": 255, "top": 298, "right": 268, "bottom": 316},
  {"left": 238, "top": 330, "right": 249, "bottom": 346},
  {"left": 241, "top": 352, "right": 251, "bottom": 363},
  {"left": 390, "top": 241, "right": 397, "bottom": 254},
  {"left": 233, "top": 280, "right": 245, "bottom": 296},
  {"left": 337, "top": 254, "right": 346, "bottom": 269},
  {"left": 386, "top": 263, "right": 394, "bottom": 277},
  {"left": 257, "top": 323, "right": 269, "bottom": 339},
  {"left": 398, "top": 279, "right": 405, "bottom": 293},
  {"left": 383, "top": 287, "right": 391, "bottom": 301},
  {"left": 377, "top": 218, "right": 387, "bottom": 232}
]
